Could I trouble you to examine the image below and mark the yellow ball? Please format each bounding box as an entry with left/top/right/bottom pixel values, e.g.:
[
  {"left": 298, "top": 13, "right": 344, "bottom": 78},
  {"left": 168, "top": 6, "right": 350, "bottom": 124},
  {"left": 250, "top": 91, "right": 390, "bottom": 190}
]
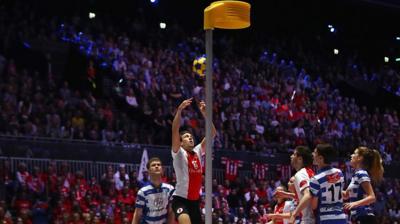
[{"left": 193, "top": 56, "right": 206, "bottom": 77}]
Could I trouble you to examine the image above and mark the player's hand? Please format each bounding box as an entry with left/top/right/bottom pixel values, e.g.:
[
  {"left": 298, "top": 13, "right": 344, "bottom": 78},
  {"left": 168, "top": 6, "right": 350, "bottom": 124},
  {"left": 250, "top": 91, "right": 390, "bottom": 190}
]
[
  {"left": 199, "top": 100, "right": 206, "bottom": 115},
  {"left": 266, "top": 213, "right": 276, "bottom": 220},
  {"left": 274, "top": 189, "right": 287, "bottom": 197},
  {"left": 342, "top": 190, "right": 349, "bottom": 200},
  {"left": 178, "top": 98, "right": 193, "bottom": 111},
  {"left": 344, "top": 202, "right": 357, "bottom": 210}
]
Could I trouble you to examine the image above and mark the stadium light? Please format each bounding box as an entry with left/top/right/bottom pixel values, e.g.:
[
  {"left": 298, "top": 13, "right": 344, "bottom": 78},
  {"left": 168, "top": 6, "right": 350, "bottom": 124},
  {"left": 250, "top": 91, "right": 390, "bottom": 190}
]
[
  {"left": 328, "top": 24, "right": 333, "bottom": 28},
  {"left": 330, "top": 27, "right": 335, "bottom": 33},
  {"left": 159, "top": 22, "right": 166, "bottom": 29},
  {"left": 89, "top": 12, "right": 96, "bottom": 19},
  {"left": 396, "top": 37, "right": 400, "bottom": 41},
  {"left": 334, "top": 49, "right": 339, "bottom": 55},
  {"left": 384, "top": 57, "right": 389, "bottom": 63},
  {"left": 23, "top": 42, "right": 31, "bottom": 49},
  {"left": 396, "top": 58, "right": 400, "bottom": 62}
]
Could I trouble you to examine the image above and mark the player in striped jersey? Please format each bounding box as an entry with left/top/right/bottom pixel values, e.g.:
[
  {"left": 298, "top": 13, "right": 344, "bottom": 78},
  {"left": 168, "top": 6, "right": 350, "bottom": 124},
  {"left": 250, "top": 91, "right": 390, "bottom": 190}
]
[
  {"left": 132, "top": 157, "right": 175, "bottom": 224},
  {"left": 171, "top": 98, "right": 216, "bottom": 224},
  {"left": 343, "top": 147, "right": 383, "bottom": 224},
  {"left": 308, "top": 144, "right": 346, "bottom": 224}
]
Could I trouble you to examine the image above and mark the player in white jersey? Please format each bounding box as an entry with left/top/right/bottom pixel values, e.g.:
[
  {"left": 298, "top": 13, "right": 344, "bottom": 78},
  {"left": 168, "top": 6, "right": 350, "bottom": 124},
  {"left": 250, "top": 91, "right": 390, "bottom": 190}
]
[
  {"left": 278, "top": 146, "right": 314, "bottom": 224},
  {"left": 132, "top": 157, "right": 175, "bottom": 224},
  {"left": 171, "top": 98, "right": 216, "bottom": 224},
  {"left": 308, "top": 144, "right": 346, "bottom": 224},
  {"left": 265, "top": 185, "right": 295, "bottom": 224},
  {"left": 343, "top": 147, "right": 383, "bottom": 224}
]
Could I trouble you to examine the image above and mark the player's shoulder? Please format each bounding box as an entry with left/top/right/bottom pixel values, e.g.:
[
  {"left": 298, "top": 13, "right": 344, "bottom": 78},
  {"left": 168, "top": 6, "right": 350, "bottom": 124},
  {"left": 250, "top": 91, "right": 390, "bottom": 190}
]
[
  {"left": 172, "top": 146, "right": 183, "bottom": 153},
  {"left": 334, "top": 167, "right": 345, "bottom": 176},
  {"left": 295, "top": 167, "right": 310, "bottom": 177},
  {"left": 327, "top": 167, "right": 343, "bottom": 175},
  {"left": 161, "top": 183, "right": 175, "bottom": 190},
  {"left": 331, "top": 167, "right": 342, "bottom": 172},
  {"left": 354, "top": 169, "right": 370, "bottom": 181},
  {"left": 355, "top": 169, "right": 368, "bottom": 175},
  {"left": 317, "top": 167, "right": 341, "bottom": 177},
  {"left": 140, "top": 184, "right": 155, "bottom": 193},
  {"left": 193, "top": 144, "right": 202, "bottom": 152}
]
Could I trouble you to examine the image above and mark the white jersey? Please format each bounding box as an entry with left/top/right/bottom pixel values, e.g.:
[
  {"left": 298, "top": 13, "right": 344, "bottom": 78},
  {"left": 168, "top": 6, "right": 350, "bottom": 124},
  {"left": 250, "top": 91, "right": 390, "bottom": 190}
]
[
  {"left": 293, "top": 167, "right": 315, "bottom": 224},
  {"left": 172, "top": 144, "right": 203, "bottom": 200},
  {"left": 135, "top": 183, "right": 175, "bottom": 224},
  {"left": 282, "top": 200, "right": 296, "bottom": 224}
]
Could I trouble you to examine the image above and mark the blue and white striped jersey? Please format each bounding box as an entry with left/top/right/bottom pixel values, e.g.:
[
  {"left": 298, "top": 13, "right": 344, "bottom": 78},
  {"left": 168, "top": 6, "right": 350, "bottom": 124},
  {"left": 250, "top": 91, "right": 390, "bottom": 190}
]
[
  {"left": 135, "top": 183, "right": 175, "bottom": 224},
  {"left": 346, "top": 169, "right": 374, "bottom": 219},
  {"left": 310, "top": 166, "right": 346, "bottom": 224}
]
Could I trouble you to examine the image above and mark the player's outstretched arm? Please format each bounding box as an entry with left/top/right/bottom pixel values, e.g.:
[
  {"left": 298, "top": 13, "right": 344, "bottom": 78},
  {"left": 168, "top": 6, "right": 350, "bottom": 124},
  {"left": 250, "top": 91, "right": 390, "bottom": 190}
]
[
  {"left": 199, "top": 100, "right": 217, "bottom": 154},
  {"left": 172, "top": 98, "right": 193, "bottom": 153},
  {"left": 274, "top": 190, "right": 295, "bottom": 199},
  {"left": 267, "top": 212, "right": 291, "bottom": 220}
]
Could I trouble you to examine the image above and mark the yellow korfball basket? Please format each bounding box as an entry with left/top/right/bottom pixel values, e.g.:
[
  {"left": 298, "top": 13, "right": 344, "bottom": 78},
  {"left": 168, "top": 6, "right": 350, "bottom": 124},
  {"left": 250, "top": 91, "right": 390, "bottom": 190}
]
[{"left": 204, "top": 1, "right": 251, "bottom": 30}]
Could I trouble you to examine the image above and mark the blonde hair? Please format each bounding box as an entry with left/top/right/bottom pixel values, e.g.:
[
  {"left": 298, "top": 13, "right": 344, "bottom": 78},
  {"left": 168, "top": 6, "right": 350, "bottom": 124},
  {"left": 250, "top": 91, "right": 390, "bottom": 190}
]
[{"left": 356, "top": 147, "right": 384, "bottom": 184}]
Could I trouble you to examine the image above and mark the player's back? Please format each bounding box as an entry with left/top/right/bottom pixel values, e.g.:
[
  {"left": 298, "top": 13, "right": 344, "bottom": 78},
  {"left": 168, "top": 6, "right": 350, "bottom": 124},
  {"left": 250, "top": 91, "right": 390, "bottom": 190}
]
[{"left": 310, "top": 167, "right": 346, "bottom": 224}]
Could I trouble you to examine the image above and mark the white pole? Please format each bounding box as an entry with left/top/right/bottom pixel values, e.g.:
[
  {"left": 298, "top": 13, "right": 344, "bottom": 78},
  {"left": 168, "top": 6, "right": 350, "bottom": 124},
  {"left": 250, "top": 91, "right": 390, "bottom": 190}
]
[{"left": 204, "top": 29, "right": 213, "bottom": 224}]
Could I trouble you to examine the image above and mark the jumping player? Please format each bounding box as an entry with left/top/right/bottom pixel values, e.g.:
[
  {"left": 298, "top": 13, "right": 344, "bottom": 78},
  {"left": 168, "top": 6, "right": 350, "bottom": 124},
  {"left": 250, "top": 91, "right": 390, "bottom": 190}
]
[{"left": 171, "top": 98, "right": 216, "bottom": 224}]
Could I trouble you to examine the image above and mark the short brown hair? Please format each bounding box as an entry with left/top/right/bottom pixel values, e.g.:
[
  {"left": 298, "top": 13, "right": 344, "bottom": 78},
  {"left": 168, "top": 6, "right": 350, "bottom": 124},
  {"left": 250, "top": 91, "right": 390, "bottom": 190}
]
[
  {"left": 179, "top": 130, "right": 193, "bottom": 140},
  {"left": 146, "top": 157, "right": 162, "bottom": 169},
  {"left": 295, "top": 146, "right": 313, "bottom": 167},
  {"left": 315, "top": 144, "right": 337, "bottom": 164}
]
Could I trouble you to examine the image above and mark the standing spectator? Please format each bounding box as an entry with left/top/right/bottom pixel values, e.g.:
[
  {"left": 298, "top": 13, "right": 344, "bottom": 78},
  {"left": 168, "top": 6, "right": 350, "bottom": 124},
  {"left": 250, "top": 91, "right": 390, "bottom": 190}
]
[
  {"left": 26, "top": 167, "right": 45, "bottom": 199},
  {"left": 0, "top": 160, "right": 14, "bottom": 204},
  {"left": 101, "top": 166, "right": 115, "bottom": 195},
  {"left": 138, "top": 171, "right": 151, "bottom": 188},
  {"left": 16, "top": 163, "right": 30, "bottom": 189},
  {"left": 114, "top": 164, "right": 129, "bottom": 191}
]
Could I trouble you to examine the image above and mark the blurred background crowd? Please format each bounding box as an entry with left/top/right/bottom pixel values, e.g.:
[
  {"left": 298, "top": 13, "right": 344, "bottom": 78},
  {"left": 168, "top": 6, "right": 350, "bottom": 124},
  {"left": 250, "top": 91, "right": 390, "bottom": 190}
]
[{"left": 0, "top": 0, "right": 400, "bottom": 223}]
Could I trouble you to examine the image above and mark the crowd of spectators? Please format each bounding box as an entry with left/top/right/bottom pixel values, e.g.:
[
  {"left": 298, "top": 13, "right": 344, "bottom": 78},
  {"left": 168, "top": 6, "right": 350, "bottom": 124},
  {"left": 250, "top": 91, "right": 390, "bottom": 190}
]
[
  {"left": 1, "top": 160, "right": 400, "bottom": 223},
  {"left": 41, "top": 23, "right": 400, "bottom": 163},
  {"left": 0, "top": 1, "right": 400, "bottom": 222},
  {"left": 0, "top": 0, "right": 399, "bottom": 163}
]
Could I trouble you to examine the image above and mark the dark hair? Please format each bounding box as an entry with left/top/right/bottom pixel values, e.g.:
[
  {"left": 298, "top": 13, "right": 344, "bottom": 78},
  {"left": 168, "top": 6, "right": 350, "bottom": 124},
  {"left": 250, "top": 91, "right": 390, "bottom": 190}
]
[
  {"left": 356, "top": 146, "right": 384, "bottom": 184},
  {"left": 278, "top": 183, "right": 288, "bottom": 192},
  {"left": 295, "top": 146, "right": 313, "bottom": 167},
  {"left": 315, "top": 144, "right": 337, "bottom": 164},
  {"left": 179, "top": 130, "right": 193, "bottom": 140},
  {"left": 146, "top": 157, "right": 162, "bottom": 169}
]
